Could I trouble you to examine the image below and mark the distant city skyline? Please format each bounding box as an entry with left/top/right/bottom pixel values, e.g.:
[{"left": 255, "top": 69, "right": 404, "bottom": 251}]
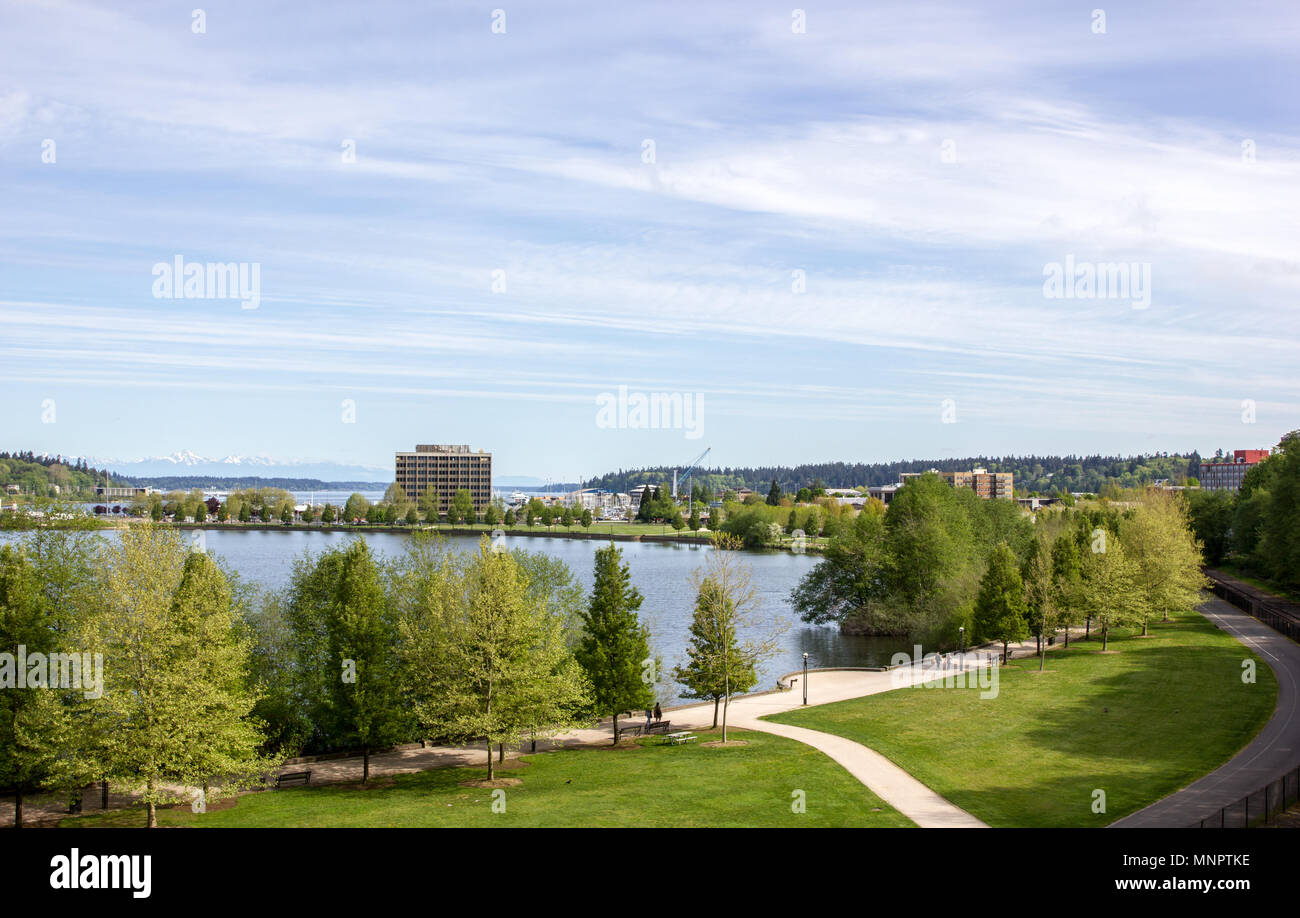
[{"left": 2, "top": 2, "right": 1297, "bottom": 479}]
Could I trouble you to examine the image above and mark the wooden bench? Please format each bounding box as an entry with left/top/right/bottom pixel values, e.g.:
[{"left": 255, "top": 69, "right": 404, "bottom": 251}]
[
  {"left": 276, "top": 770, "right": 312, "bottom": 787},
  {"left": 665, "top": 732, "right": 696, "bottom": 746},
  {"left": 645, "top": 720, "right": 671, "bottom": 735},
  {"left": 617, "top": 724, "right": 644, "bottom": 738}
]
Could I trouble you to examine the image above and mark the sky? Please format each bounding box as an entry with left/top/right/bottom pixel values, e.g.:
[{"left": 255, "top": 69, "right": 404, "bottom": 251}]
[{"left": 1, "top": 0, "right": 1297, "bottom": 481}]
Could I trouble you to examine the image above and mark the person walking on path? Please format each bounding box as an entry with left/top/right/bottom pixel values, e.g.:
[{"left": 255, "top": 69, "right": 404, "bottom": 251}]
[
  {"left": 644, "top": 707, "right": 653, "bottom": 727},
  {"left": 653, "top": 702, "right": 662, "bottom": 723}
]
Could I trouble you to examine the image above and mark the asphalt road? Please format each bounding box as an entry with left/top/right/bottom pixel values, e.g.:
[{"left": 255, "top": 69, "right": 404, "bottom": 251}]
[{"left": 1111, "top": 597, "right": 1300, "bottom": 827}]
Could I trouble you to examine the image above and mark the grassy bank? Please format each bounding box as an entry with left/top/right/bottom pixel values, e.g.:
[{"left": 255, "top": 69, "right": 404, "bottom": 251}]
[
  {"left": 767, "top": 608, "right": 1276, "bottom": 827},
  {"left": 61, "top": 728, "right": 911, "bottom": 828}
]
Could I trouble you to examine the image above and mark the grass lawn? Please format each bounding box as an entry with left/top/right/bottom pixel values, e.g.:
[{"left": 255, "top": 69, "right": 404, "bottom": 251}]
[
  {"left": 61, "top": 728, "right": 912, "bottom": 828},
  {"left": 766, "top": 609, "right": 1278, "bottom": 827}
]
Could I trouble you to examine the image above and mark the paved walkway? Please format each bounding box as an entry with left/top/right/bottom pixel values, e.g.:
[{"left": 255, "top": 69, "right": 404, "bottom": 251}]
[{"left": 1111, "top": 596, "right": 1300, "bottom": 827}]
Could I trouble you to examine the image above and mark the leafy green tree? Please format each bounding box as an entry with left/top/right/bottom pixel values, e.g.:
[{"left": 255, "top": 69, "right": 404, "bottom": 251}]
[
  {"left": 1122, "top": 492, "right": 1207, "bottom": 630},
  {"left": 581, "top": 508, "right": 593, "bottom": 529},
  {"left": 972, "top": 542, "right": 1029, "bottom": 663},
  {"left": 576, "top": 543, "right": 654, "bottom": 744},
  {"left": 402, "top": 540, "right": 589, "bottom": 780},
  {"left": 192, "top": 503, "right": 206, "bottom": 523},
  {"left": 0, "top": 546, "right": 85, "bottom": 826},
  {"left": 688, "top": 508, "right": 700, "bottom": 531},
  {"left": 343, "top": 493, "right": 370, "bottom": 523},
  {"left": 1184, "top": 489, "right": 1234, "bottom": 566},
  {"left": 383, "top": 483, "right": 408, "bottom": 505},
  {"left": 504, "top": 508, "right": 516, "bottom": 526},
  {"left": 296, "top": 540, "right": 410, "bottom": 782},
  {"left": 766, "top": 479, "right": 782, "bottom": 506},
  {"left": 561, "top": 507, "right": 574, "bottom": 528},
  {"left": 259, "top": 504, "right": 273, "bottom": 523},
  {"left": 483, "top": 504, "right": 500, "bottom": 526},
  {"left": 1260, "top": 431, "right": 1300, "bottom": 589},
  {"left": 237, "top": 503, "right": 251, "bottom": 523},
  {"left": 384, "top": 503, "right": 402, "bottom": 525},
  {"left": 321, "top": 503, "right": 336, "bottom": 524},
  {"left": 1079, "top": 537, "right": 1148, "bottom": 651},
  {"left": 365, "top": 503, "right": 384, "bottom": 525},
  {"left": 280, "top": 504, "right": 293, "bottom": 524},
  {"left": 450, "top": 489, "right": 475, "bottom": 525},
  {"left": 790, "top": 504, "right": 888, "bottom": 627},
  {"left": 417, "top": 486, "right": 440, "bottom": 518},
  {"left": 673, "top": 557, "right": 762, "bottom": 731},
  {"left": 150, "top": 502, "right": 164, "bottom": 522},
  {"left": 405, "top": 506, "right": 420, "bottom": 526},
  {"left": 169, "top": 552, "right": 274, "bottom": 806},
  {"left": 217, "top": 503, "right": 230, "bottom": 523},
  {"left": 301, "top": 505, "right": 315, "bottom": 524},
  {"left": 73, "top": 528, "right": 239, "bottom": 826}
]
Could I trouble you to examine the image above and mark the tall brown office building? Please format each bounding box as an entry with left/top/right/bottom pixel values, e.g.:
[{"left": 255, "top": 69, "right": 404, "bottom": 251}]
[
  {"left": 942, "top": 467, "right": 1014, "bottom": 499},
  {"left": 394, "top": 444, "right": 493, "bottom": 513}
]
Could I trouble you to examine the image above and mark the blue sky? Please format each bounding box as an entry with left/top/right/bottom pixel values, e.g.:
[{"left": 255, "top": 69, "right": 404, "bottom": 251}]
[{"left": 1, "top": 0, "right": 1297, "bottom": 480}]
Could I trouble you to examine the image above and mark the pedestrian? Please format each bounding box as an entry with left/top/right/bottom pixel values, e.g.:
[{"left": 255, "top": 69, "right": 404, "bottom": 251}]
[
  {"left": 644, "top": 707, "right": 652, "bottom": 727},
  {"left": 653, "top": 702, "right": 662, "bottom": 722}
]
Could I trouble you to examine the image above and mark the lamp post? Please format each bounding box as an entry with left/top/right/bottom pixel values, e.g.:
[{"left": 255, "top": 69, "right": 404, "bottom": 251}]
[
  {"left": 802, "top": 653, "right": 808, "bottom": 705},
  {"left": 959, "top": 626, "right": 965, "bottom": 654}
]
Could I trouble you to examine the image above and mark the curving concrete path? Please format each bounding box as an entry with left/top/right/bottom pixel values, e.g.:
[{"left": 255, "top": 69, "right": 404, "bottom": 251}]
[
  {"left": 1111, "top": 596, "right": 1300, "bottom": 827},
  {"left": 641, "top": 660, "right": 993, "bottom": 827}
]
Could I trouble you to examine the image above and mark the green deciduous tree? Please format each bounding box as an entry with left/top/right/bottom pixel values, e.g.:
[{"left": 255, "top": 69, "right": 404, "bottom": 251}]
[{"left": 402, "top": 539, "right": 589, "bottom": 780}]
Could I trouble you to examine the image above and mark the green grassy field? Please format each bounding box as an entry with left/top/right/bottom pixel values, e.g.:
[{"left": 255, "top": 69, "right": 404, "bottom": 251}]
[
  {"left": 767, "top": 610, "right": 1277, "bottom": 827},
  {"left": 62, "top": 729, "right": 912, "bottom": 828}
]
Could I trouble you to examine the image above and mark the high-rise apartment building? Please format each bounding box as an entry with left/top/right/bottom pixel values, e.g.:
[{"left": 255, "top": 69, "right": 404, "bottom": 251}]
[{"left": 394, "top": 444, "right": 493, "bottom": 513}]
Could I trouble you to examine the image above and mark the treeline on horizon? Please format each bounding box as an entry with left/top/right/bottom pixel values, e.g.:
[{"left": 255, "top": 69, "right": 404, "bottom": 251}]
[{"left": 584, "top": 452, "right": 1201, "bottom": 497}]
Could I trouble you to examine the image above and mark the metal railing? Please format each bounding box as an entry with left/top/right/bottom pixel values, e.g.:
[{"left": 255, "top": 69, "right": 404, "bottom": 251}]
[{"left": 1195, "top": 765, "right": 1300, "bottom": 828}]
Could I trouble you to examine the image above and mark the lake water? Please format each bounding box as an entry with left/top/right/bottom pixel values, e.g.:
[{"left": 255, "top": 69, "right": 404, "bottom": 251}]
[{"left": 3, "top": 528, "right": 918, "bottom": 705}]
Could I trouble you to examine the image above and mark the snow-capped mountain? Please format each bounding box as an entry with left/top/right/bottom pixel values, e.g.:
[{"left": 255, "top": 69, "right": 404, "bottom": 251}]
[{"left": 85, "top": 452, "right": 390, "bottom": 482}]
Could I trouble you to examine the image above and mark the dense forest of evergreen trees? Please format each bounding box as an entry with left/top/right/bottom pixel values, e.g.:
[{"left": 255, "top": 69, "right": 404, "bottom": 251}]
[
  {"left": 583, "top": 453, "right": 1200, "bottom": 497},
  {"left": 0, "top": 451, "right": 118, "bottom": 498}
]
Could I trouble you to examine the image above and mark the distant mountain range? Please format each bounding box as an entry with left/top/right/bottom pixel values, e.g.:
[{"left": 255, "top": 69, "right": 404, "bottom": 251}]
[{"left": 88, "top": 451, "right": 391, "bottom": 483}]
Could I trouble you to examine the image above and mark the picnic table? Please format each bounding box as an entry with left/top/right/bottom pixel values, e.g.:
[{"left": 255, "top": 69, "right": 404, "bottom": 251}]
[{"left": 665, "top": 732, "right": 697, "bottom": 746}]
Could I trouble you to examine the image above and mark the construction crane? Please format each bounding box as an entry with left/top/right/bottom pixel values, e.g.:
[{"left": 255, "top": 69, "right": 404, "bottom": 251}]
[{"left": 673, "top": 447, "right": 712, "bottom": 513}]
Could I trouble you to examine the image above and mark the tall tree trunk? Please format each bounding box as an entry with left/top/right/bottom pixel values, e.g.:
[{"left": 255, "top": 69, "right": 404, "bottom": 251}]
[
  {"left": 1085, "top": 616, "right": 1091, "bottom": 640},
  {"left": 146, "top": 778, "right": 157, "bottom": 828},
  {"left": 712, "top": 696, "right": 719, "bottom": 729},
  {"left": 363, "top": 748, "right": 370, "bottom": 784},
  {"left": 1142, "top": 619, "right": 1149, "bottom": 636},
  {"left": 486, "top": 739, "right": 494, "bottom": 782},
  {"left": 14, "top": 792, "right": 21, "bottom": 828},
  {"left": 101, "top": 779, "right": 109, "bottom": 809},
  {"left": 1064, "top": 626, "right": 1070, "bottom": 648},
  {"left": 1102, "top": 622, "right": 1109, "bottom": 652},
  {"left": 612, "top": 712, "right": 619, "bottom": 745},
  {"left": 498, "top": 743, "right": 504, "bottom": 763}
]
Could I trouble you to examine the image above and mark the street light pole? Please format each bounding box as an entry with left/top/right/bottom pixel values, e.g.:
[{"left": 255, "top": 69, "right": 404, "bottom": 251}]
[
  {"left": 959, "top": 626, "right": 965, "bottom": 654},
  {"left": 802, "top": 652, "right": 808, "bottom": 705}
]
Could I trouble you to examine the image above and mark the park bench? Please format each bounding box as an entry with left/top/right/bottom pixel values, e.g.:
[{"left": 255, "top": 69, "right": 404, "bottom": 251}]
[
  {"left": 665, "top": 732, "right": 696, "bottom": 746},
  {"left": 617, "top": 724, "right": 644, "bottom": 738},
  {"left": 276, "top": 770, "right": 312, "bottom": 787},
  {"left": 645, "top": 720, "right": 671, "bottom": 735}
]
